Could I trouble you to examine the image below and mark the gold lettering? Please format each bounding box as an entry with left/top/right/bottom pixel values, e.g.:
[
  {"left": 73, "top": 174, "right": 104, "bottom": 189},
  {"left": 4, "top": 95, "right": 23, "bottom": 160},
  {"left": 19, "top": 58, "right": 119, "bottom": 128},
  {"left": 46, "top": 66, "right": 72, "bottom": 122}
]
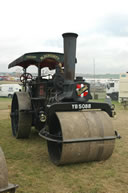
[
  {"left": 40, "top": 54, "right": 59, "bottom": 61},
  {"left": 26, "top": 55, "right": 37, "bottom": 59}
]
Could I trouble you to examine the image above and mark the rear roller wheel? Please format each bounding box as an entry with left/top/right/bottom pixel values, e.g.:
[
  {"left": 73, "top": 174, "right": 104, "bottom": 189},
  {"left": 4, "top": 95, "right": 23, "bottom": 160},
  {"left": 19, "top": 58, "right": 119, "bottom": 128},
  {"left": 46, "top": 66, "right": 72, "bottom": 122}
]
[{"left": 11, "top": 92, "right": 32, "bottom": 138}]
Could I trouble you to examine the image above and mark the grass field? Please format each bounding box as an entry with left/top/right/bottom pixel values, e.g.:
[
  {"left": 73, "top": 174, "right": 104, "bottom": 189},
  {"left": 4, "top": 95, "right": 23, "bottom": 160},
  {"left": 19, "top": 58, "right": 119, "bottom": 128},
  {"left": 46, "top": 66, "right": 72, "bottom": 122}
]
[
  {"left": 0, "top": 98, "right": 128, "bottom": 193},
  {"left": 0, "top": 98, "right": 11, "bottom": 110}
]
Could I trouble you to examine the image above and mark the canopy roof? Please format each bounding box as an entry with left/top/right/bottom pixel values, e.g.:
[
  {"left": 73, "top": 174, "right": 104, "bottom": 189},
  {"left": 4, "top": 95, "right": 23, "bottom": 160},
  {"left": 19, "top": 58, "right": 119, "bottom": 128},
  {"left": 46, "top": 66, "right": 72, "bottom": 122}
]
[{"left": 8, "top": 52, "right": 65, "bottom": 70}]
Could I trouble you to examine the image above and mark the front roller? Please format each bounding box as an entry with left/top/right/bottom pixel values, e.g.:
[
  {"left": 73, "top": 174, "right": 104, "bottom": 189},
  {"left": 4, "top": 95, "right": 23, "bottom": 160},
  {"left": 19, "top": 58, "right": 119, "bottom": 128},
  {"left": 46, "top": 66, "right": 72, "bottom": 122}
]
[
  {"left": 10, "top": 92, "right": 32, "bottom": 138},
  {"left": 40, "top": 111, "right": 116, "bottom": 165}
]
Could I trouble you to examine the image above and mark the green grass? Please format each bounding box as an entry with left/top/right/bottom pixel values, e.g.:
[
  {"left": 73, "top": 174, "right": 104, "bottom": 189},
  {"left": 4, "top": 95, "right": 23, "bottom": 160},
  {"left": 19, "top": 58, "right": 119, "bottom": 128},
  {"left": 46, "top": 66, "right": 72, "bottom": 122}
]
[
  {"left": 0, "top": 97, "right": 12, "bottom": 110},
  {"left": 1, "top": 119, "right": 128, "bottom": 193},
  {"left": 0, "top": 98, "right": 128, "bottom": 193}
]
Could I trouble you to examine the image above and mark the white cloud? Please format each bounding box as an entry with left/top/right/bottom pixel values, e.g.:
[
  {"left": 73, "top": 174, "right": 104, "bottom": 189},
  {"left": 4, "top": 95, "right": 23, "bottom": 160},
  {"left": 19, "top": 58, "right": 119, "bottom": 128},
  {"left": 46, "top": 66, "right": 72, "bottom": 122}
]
[{"left": 0, "top": 0, "right": 128, "bottom": 73}]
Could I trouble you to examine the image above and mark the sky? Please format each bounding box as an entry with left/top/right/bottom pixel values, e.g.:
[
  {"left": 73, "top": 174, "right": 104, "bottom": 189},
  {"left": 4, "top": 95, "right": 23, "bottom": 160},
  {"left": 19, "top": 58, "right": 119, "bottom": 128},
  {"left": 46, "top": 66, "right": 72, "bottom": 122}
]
[{"left": 0, "top": 0, "right": 128, "bottom": 74}]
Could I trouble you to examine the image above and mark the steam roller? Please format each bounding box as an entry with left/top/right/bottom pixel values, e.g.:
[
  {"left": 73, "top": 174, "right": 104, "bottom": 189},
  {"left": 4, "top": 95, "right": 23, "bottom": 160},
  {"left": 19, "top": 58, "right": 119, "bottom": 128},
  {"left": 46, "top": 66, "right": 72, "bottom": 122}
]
[
  {"left": 8, "top": 32, "right": 119, "bottom": 165},
  {"left": 0, "top": 146, "right": 18, "bottom": 192}
]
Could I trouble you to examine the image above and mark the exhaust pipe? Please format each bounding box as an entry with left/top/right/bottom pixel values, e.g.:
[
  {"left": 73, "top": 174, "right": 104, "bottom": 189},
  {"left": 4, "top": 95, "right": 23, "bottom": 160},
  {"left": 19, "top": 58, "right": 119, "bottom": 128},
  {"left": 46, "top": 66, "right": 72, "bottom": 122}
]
[{"left": 62, "top": 33, "right": 78, "bottom": 82}]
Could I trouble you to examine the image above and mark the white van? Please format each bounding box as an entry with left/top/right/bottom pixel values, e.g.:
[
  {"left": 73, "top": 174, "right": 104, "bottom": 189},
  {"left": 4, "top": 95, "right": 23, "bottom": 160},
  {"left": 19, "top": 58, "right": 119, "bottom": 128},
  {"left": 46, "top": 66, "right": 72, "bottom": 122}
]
[
  {"left": 0, "top": 84, "right": 22, "bottom": 98},
  {"left": 106, "top": 80, "right": 119, "bottom": 100}
]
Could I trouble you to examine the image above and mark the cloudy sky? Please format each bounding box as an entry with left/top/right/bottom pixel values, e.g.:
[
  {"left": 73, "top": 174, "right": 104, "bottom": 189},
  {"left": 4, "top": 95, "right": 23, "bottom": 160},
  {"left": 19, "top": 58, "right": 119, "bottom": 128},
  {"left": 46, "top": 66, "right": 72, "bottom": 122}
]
[{"left": 0, "top": 0, "right": 128, "bottom": 74}]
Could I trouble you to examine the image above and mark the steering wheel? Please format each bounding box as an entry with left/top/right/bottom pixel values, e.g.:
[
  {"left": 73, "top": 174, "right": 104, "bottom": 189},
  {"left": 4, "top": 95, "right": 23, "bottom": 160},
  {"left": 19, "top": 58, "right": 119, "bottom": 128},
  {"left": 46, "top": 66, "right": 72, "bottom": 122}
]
[{"left": 20, "top": 73, "right": 33, "bottom": 83}]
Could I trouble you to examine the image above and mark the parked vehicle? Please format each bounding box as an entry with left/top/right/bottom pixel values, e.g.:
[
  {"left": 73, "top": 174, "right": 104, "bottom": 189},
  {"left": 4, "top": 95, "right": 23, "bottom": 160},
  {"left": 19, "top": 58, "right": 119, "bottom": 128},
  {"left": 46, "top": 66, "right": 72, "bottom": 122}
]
[
  {"left": 119, "top": 73, "right": 128, "bottom": 102},
  {"left": 106, "top": 80, "right": 119, "bottom": 100},
  {"left": 8, "top": 32, "right": 119, "bottom": 166},
  {"left": 0, "top": 84, "right": 22, "bottom": 98}
]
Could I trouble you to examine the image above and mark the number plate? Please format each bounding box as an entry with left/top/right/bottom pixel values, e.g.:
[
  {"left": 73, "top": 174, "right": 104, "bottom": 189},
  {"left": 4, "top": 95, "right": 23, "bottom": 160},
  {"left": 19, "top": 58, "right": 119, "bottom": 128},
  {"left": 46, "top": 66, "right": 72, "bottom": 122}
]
[{"left": 72, "top": 104, "right": 91, "bottom": 110}]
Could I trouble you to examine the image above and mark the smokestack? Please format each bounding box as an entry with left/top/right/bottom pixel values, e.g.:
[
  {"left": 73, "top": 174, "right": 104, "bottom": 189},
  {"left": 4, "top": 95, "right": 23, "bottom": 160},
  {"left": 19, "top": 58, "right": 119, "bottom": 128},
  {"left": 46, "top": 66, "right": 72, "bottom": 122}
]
[{"left": 62, "top": 33, "right": 78, "bottom": 81}]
